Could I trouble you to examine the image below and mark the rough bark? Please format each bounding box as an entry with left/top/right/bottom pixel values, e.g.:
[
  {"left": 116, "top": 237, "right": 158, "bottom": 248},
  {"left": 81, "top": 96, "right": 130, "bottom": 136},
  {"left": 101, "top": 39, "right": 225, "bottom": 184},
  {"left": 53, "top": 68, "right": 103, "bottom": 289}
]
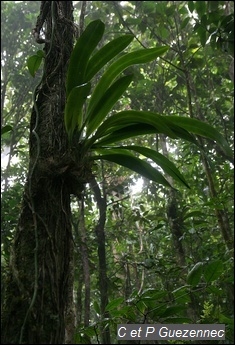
[{"left": 1, "top": 2, "right": 89, "bottom": 343}]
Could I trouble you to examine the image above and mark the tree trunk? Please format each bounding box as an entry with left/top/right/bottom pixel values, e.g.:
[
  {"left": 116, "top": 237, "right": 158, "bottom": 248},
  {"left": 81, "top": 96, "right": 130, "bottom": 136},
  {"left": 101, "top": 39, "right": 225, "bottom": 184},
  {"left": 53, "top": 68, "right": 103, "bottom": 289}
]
[
  {"left": 1, "top": 2, "right": 88, "bottom": 343},
  {"left": 160, "top": 135, "right": 186, "bottom": 266},
  {"left": 90, "top": 177, "right": 111, "bottom": 344},
  {"left": 77, "top": 195, "right": 91, "bottom": 343},
  {"left": 173, "top": 10, "right": 233, "bottom": 253}
]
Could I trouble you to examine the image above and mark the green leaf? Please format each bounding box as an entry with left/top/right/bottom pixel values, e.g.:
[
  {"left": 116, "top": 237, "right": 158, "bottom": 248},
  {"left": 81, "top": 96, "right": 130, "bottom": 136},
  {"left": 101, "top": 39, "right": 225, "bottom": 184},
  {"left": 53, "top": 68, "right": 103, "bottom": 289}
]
[
  {"left": 183, "top": 210, "right": 205, "bottom": 220},
  {"left": 166, "top": 116, "right": 233, "bottom": 158},
  {"left": 93, "top": 122, "right": 196, "bottom": 147},
  {"left": 87, "top": 46, "right": 169, "bottom": 117},
  {"left": 181, "top": 17, "right": 190, "bottom": 30},
  {"left": 110, "top": 145, "right": 190, "bottom": 188},
  {"left": 105, "top": 297, "right": 124, "bottom": 312},
  {"left": 188, "top": 1, "right": 194, "bottom": 13},
  {"left": 1, "top": 125, "right": 13, "bottom": 135},
  {"left": 27, "top": 53, "right": 43, "bottom": 77},
  {"left": 172, "top": 285, "right": 191, "bottom": 303},
  {"left": 66, "top": 20, "right": 105, "bottom": 96},
  {"left": 204, "top": 260, "right": 223, "bottom": 283},
  {"left": 208, "top": 2, "right": 219, "bottom": 12},
  {"left": 86, "top": 111, "right": 197, "bottom": 152},
  {"left": 197, "top": 26, "right": 207, "bottom": 47},
  {"left": 163, "top": 317, "right": 192, "bottom": 323},
  {"left": 36, "top": 49, "right": 45, "bottom": 58},
  {"left": 93, "top": 300, "right": 100, "bottom": 314},
  {"left": 201, "top": 14, "right": 208, "bottom": 27},
  {"left": 136, "top": 300, "right": 146, "bottom": 314},
  {"left": 94, "top": 111, "right": 178, "bottom": 140},
  {"left": 109, "top": 306, "right": 131, "bottom": 318},
  {"left": 84, "top": 327, "right": 97, "bottom": 337},
  {"left": 86, "top": 74, "right": 134, "bottom": 136},
  {"left": 92, "top": 124, "right": 158, "bottom": 146},
  {"left": 91, "top": 149, "right": 172, "bottom": 187},
  {"left": 219, "top": 314, "right": 234, "bottom": 326},
  {"left": 140, "top": 289, "right": 168, "bottom": 300},
  {"left": 164, "top": 120, "right": 197, "bottom": 144},
  {"left": 195, "top": 1, "right": 206, "bottom": 17},
  {"left": 206, "top": 286, "right": 223, "bottom": 296},
  {"left": 187, "top": 262, "right": 203, "bottom": 286},
  {"left": 160, "top": 305, "right": 187, "bottom": 317},
  {"left": 85, "top": 34, "right": 134, "bottom": 81},
  {"left": 64, "top": 83, "right": 91, "bottom": 141}
]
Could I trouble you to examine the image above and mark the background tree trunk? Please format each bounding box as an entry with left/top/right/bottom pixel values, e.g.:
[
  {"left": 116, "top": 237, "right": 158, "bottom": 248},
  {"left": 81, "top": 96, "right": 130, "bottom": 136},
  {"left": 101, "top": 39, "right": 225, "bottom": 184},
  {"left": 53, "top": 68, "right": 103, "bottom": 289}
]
[
  {"left": 90, "top": 177, "right": 111, "bottom": 344},
  {"left": 1, "top": 2, "right": 77, "bottom": 343},
  {"left": 160, "top": 134, "right": 186, "bottom": 267},
  {"left": 173, "top": 9, "right": 233, "bottom": 253}
]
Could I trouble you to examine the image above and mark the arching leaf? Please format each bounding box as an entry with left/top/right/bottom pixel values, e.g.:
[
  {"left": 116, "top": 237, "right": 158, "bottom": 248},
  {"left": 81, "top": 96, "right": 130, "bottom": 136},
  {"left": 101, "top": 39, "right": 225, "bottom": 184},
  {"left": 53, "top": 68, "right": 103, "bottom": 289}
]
[
  {"left": 86, "top": 74, "right": 134, "bottom": 136},
  {"left": 87, "top": 46, "right": 169, "bottom": 117},
  {"left": 85, "top": 34, "right": 134, "bottom": 81},
  {"left": 167, "top": 116, "right": 233, "bottom": 159},
  {"left": 118, "top": 145, "right": 190, "bottom": 188},
  {"left": 91, "top": 148, "right": 172, "bottom": 187},
  {"left": 92, "top": 123, "right": 196, "bottom": 147},
  {"left": 91, "top": 124, "right": 158, "bottom": 146},
  {"left": 94, "top": 110, "right": 178, "bottom": 140}
]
